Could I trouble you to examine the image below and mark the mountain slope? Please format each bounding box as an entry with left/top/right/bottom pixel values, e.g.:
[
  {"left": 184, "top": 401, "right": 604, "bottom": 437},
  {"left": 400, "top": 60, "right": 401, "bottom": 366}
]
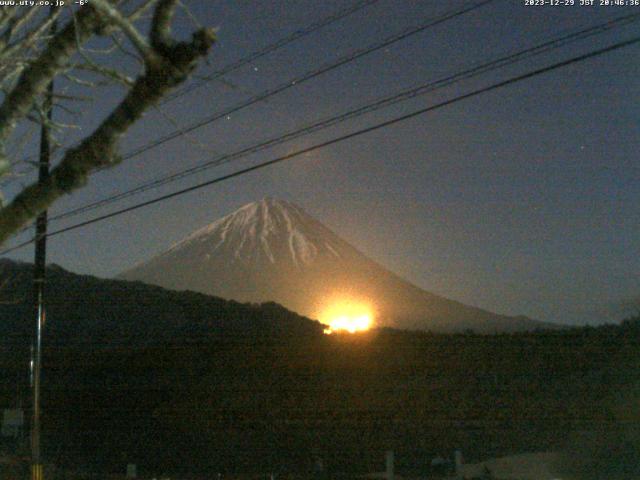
[
  {"left": 120, "top": 198, "right": 554, "bottom": 333},
  {"left": 0, "top": 258, "right": 633, "bottom": 476},
  {"left": 0, "top": 258, "right": 323, "bottom": 347}
]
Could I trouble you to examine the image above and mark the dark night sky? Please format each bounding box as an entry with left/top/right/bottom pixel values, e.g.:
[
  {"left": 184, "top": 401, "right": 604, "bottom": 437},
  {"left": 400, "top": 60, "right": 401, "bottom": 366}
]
[{"left": 3, "top": 0, "right": 639, "bottom": 325}]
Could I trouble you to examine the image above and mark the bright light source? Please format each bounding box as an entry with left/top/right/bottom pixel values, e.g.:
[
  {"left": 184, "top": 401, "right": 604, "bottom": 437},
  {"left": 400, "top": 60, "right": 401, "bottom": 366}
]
[{"left": 319, "top": 297, "right": 374, "bottom": 334}]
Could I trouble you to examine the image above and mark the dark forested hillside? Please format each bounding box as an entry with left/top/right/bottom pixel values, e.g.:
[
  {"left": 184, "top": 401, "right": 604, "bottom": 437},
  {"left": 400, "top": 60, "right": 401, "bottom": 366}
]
[
  {"left": 1, "top": 260, "right": 638, "bottom": 478},
  {"left": 0, "top": 259, "right": 323, "bottom": 345}
]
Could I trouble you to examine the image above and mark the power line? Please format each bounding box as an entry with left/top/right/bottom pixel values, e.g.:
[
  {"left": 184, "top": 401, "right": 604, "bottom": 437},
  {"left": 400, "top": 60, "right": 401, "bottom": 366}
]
[
  {"left": 160, "top": 0, "right": 383, "bottom": 106},
  {"left": 2, "top": 34, "right": 638, "bottom": 256},
  {"left": 45, "top": 11, "right": 640, "bottom": 224},
  {"left": 3, "top": 0, "right": 496, "bottom": 206},
  {"left": 13, "top": 0, "right": 493, "bottom": 183},
  {"left": 119, "top": 0, "right": 497, "bottom": 161},
  {"left": 0, "top": 0, "right": 382, "bottom": 187},
  {"left": 41, "top": 0, "right": 499, "bottom": 221}
]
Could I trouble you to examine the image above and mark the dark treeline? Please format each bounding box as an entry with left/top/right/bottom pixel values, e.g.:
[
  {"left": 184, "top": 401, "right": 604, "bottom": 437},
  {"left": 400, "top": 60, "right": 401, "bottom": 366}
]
[{"left": 1, "top": 259, "right": 639, "bottom": 478}]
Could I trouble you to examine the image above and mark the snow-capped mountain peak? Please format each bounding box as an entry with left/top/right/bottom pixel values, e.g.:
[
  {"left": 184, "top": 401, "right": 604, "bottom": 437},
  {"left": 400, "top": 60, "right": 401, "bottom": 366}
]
[
  {"left": 165, "top": 198, "right": 344, "bottom": 268},
  {"left": 121, "top": 198, "right": 553, "bottom": 333}
]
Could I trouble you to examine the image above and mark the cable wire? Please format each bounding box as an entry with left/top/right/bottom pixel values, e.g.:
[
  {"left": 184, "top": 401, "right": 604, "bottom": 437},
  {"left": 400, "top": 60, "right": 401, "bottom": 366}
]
[
  {"left": 45, "top": 11, "right": 640, "bottom": 224},
  {"left": 160, "top": 0, "right": 383, "bottom": 106},
  {"left": 118, "top": 0, "right": 497, "bottom": 161},
  {"left": 2, "top": 34, "right": 637, "bottom": 256},
  {"left": 0, "top": 0, "right": 382, "bottom": 185},
  {"left": 3, "top": 0, "right": 496, "bottom": 207}
]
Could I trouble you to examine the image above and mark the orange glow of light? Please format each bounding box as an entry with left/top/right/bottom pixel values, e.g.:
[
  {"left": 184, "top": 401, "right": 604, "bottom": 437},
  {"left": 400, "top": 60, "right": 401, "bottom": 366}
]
[{"left": 319, "top": 298, "right": 374, "bottom": 334}]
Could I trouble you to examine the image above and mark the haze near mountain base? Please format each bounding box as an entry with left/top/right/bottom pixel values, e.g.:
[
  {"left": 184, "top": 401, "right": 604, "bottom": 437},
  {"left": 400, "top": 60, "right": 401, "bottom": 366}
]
[{"left": 120, "top": 198, "right": 553, "bottom": 333}]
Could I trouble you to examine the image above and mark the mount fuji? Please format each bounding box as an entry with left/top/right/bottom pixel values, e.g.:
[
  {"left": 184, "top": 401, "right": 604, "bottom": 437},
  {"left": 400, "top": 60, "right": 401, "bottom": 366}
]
[{"left": 120, "top": 198, "right": 553, "bottom": 333}]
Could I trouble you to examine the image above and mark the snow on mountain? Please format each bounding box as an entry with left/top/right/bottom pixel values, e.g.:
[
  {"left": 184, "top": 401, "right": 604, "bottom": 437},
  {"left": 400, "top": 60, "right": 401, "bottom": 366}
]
[
  {"left": 163, "top": 197, "right": 345, "bottom": 268},
  {"left": 120, "top": 198, "right": 555, "bottom": 333}
]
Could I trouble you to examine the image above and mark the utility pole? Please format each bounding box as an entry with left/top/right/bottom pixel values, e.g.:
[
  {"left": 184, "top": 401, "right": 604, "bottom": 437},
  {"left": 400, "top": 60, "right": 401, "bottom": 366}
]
[{"left": 31, "top": 9, "right": 55, "bottom": 480}]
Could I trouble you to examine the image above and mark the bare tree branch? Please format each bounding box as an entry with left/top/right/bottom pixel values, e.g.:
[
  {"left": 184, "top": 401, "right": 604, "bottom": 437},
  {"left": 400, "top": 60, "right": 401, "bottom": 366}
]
[
  {"left": 92, "top": 0, "right": 158, "bottom": 65},
  {"left": 0, "top": 5, "right": 113, "bottom": 159},
  {"left": 150, "top": 0, "right": 178, "bottom": 52},
  {"left": 0, "top": 9, "right": 216, "bottom": 244},
  {"left": 128, "top": 0, "right": 161, "bottom": 22},
  {"left": 2, "top": 9, "right": 62, "bottom": 58}
]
